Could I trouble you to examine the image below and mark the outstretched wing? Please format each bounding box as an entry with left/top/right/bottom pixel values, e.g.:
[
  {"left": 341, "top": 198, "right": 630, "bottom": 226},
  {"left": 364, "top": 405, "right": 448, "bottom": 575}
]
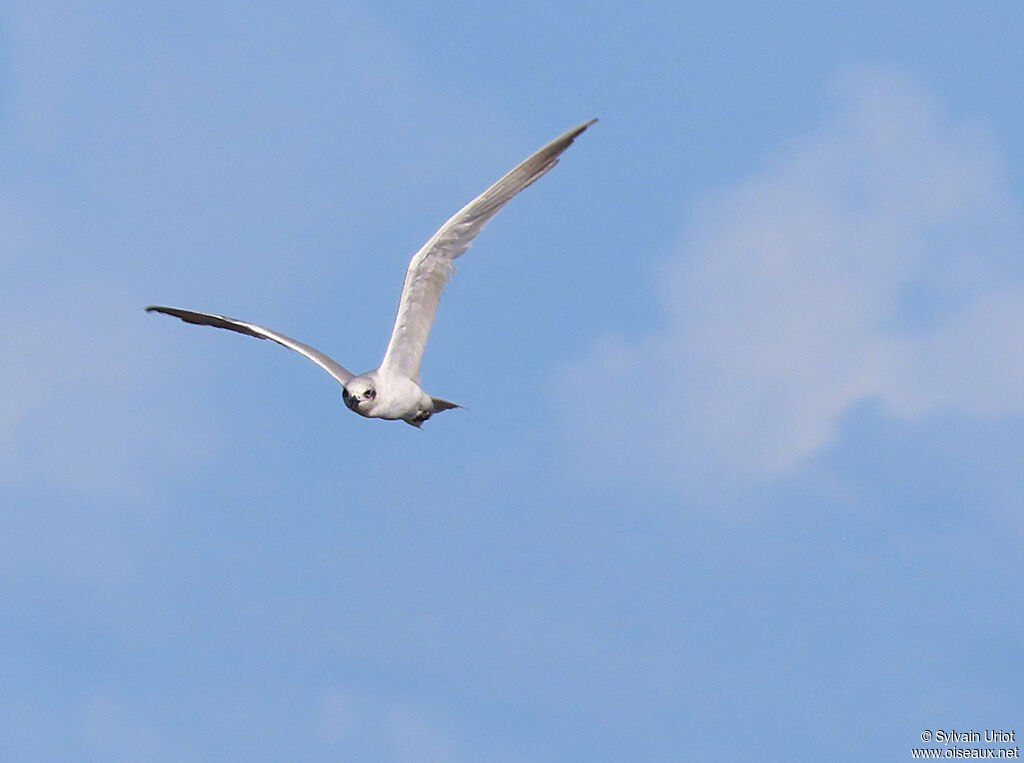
[
  {"left": 379, "top": 118, "right": 597, "bottom": 381},
  {"left": 146, "top": 306, "right": 354, "bottom": 386}
]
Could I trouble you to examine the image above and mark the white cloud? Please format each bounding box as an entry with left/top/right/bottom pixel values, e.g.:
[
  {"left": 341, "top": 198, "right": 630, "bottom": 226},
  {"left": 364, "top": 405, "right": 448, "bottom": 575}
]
[{"left": 559, "top": 68, "right": 1024, "bottom": 494}]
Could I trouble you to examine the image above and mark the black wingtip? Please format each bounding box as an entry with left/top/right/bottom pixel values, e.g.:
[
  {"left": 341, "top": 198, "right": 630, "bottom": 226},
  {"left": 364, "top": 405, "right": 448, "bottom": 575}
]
[
  {"left": 574, "top": 118, "right": 598, "bottom": 135},
  {"left": 146, "top": 305, "right": 180, "bottom": 317},
  {"left": 555, "top": 118, "right": 597, "bottom": 151}
]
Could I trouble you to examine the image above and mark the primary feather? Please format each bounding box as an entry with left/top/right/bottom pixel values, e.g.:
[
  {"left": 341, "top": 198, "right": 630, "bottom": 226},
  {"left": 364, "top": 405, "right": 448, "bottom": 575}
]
[
  {"left": 145, "top": 306, "right": 354, "bottom": 385},
  {"left": 380, "top": 118, "right": 597, "bottom": 381}
]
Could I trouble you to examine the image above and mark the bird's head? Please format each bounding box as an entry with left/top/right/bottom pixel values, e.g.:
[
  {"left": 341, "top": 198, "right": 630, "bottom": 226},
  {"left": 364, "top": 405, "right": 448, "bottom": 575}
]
[{"left": 342, "top": 376, "right": 378, "bottom": 416}]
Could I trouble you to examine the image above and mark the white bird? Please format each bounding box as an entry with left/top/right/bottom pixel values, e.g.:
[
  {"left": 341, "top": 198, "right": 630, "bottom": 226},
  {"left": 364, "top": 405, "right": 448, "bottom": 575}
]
[{"left": 148, "top": 118, "right": 595, "bottom": 427}]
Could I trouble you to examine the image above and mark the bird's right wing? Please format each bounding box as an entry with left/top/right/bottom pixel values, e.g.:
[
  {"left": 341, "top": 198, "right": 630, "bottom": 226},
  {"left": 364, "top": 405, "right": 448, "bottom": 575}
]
[{"left": 146, "top": 306, "right": 354, "bottom": 386}]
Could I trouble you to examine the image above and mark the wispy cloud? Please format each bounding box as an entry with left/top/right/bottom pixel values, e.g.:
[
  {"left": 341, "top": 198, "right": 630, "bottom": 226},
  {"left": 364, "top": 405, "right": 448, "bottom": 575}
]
[{"left": 559, "top": 67, "right": 1024, "bottom": 496}]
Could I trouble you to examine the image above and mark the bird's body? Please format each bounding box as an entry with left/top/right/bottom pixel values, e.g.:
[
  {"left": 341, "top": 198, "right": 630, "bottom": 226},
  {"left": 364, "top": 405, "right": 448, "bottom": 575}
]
[
  {"left": 148, "top": 118, "right": 595, "bottom": 426},
  {"left": 341, "top": 371, "right": 457, "bottom": 427}
]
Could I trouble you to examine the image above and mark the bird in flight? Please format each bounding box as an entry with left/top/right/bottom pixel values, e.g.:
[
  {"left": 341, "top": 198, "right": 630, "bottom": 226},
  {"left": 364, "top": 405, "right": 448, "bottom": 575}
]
[{"left": 148, "top": 118, "right": 596, "bottom": 427}]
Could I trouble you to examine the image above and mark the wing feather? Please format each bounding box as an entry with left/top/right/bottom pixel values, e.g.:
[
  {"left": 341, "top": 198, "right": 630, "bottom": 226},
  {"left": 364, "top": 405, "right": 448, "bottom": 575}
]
[
  {"left": 379, "top": 118, "right": 596, "bottom": 380},
  {"left": 146, "top": 306, "right": 354, "bottom": 386}
]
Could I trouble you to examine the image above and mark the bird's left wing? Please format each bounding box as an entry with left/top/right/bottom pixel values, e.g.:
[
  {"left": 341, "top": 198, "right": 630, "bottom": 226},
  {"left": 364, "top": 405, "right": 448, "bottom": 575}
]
[
  {"left": 146, "top": 306, "right": 354, "bottom": 386},
  {"left": 379, "top": 118, "right": 596, "bottom": 381}
]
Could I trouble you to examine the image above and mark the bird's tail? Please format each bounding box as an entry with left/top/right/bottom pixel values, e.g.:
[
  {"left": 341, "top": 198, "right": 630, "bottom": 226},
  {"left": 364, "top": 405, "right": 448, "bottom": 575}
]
[
  {"left": 402, "top": 396, "right": 462, "bottom": 428},
  {"left": 430, "top": 396, "right": 461, "bottom": 413}
]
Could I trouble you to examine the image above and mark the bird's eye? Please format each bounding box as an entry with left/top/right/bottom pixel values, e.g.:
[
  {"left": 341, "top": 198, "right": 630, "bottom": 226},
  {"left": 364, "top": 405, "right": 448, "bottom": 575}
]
[{"left": 364, "top": 389, "right": 375, "bottom": 400}]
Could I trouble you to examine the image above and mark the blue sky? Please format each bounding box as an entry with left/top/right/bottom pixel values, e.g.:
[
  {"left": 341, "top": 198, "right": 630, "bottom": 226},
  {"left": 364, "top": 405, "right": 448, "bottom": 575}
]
[{"left": 2, "top": 2, "right": 1023, "bottom": 760}]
